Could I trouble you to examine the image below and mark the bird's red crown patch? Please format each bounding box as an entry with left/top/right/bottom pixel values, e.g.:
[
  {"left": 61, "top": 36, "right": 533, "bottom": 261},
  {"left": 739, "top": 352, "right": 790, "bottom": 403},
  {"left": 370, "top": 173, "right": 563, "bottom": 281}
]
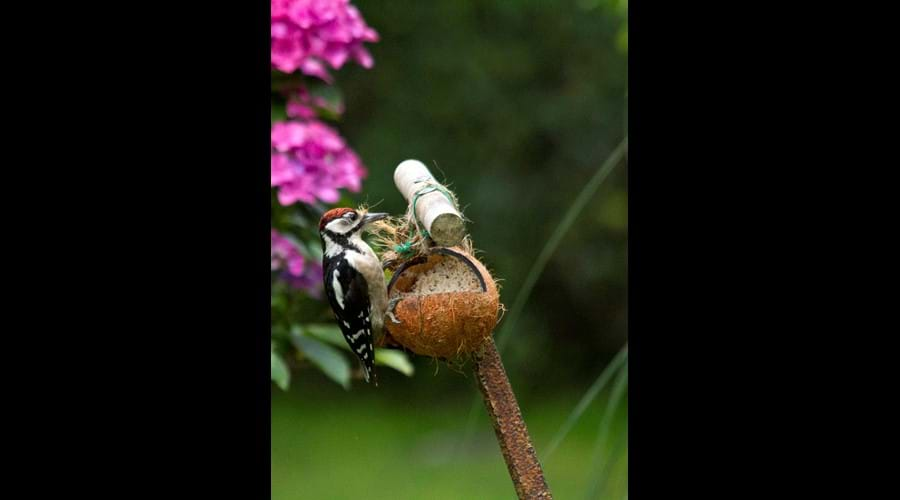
[{"left": 319, "top": 207, "right": 356, "bottom": 232}]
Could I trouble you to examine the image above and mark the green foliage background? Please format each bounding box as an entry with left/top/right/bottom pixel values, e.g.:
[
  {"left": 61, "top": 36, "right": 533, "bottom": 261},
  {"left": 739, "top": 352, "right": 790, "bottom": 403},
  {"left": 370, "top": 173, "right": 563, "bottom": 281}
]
[{"left": 273, "top": 0, "right": 628, "bottom": 497}]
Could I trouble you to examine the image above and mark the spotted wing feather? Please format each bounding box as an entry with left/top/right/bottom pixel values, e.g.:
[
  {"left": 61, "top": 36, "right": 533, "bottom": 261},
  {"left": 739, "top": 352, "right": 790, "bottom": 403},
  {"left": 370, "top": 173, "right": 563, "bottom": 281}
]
[{"left": 323, "top": 257, "right": 377, "bottom": 384}]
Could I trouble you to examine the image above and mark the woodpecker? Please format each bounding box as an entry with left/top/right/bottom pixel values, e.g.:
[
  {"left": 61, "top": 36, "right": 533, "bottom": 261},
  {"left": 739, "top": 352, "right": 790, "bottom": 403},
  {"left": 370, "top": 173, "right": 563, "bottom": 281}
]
[{"left": 319, "top": 207, "right": 391, "bottom": 384}]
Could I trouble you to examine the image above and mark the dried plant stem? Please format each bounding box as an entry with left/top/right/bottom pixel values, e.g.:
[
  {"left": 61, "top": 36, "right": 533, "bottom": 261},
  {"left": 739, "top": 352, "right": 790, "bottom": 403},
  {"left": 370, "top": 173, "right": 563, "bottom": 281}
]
[{"left": 474, "top": 338, "right": 552, "bottom": 499}]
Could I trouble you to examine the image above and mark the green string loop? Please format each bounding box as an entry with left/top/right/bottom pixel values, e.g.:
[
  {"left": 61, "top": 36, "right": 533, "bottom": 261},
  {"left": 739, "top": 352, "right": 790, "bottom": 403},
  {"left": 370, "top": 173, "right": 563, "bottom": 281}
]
[
  {"left": 394, "top": 241, "right": 413, "bottom": 255},
  {"left": 396, "top": 181, "right": 457, "bottom": 255},
  {"left": 410, "top": 184, "right": 456, "bottom": 218}
]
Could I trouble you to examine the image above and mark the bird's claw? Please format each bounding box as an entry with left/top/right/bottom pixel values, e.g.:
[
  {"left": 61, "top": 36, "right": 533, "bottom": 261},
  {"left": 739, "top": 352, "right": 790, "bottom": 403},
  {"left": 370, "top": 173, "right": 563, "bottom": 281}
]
[{"left": 387, "top": 296, "right": 402, "bottom": 324}]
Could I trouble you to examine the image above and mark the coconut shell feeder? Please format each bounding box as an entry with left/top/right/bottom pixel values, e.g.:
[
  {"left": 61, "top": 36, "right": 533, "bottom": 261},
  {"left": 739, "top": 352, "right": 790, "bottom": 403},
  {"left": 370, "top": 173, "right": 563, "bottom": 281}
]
[
  {"left": 385, "top": 247, "right": 499, "bottom": 359},
  {"left": 375, "top": 160, "right": 553, "bottom": 499}
]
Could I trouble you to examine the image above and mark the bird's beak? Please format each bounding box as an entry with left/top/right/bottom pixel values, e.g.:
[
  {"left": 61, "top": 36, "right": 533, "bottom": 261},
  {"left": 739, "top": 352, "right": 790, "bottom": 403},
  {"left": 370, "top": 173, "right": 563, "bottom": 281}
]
[{"left": 362, "top": 212, "right": 389, "bottom": 225}]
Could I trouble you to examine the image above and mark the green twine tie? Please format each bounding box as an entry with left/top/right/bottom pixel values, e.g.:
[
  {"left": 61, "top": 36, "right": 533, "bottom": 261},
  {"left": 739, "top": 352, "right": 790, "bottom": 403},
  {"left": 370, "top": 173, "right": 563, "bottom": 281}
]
[
  {"left": 394, "top": 241, "right": 413, "bottom": 255},
  {"left": 395, "top": 182, "right": 457, "bottom": 256}
]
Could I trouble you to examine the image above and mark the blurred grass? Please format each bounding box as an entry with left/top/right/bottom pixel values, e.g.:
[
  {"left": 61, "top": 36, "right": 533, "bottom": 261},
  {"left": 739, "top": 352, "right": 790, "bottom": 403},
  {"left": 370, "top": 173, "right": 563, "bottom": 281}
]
[{"left": 272, "top": 380, "right": 627, "bottom": 499}]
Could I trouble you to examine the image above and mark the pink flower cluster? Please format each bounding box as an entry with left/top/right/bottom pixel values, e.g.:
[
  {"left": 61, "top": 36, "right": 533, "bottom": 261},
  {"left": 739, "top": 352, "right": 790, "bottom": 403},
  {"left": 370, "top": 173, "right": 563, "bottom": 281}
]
[
  {"left": 271, "top": 120, "right": 367, "bottom": 205},
  {"left": 272, "top": 229, "right": 323, "bottom": 296},
  {"left": 271, "top": 0, "right": 379, "bottom": 81},
  {"left": 270, "top": 2, "right": 373, "bottom": 293}
]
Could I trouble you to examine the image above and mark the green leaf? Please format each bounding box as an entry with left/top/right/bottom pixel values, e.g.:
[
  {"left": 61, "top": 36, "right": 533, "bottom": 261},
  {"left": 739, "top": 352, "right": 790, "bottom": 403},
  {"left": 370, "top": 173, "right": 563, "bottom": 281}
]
[
  {"left": 300, "top": 324, "right": 415, "bottom": 376},
  {"left": 292, "top": 334, "right": 351, "bottom": 390},
  {"left": 374, "top": 349, "right": 415, "bottom": 376},
  {"left": 305, "top": 239, "right": 324, "bottom": 261},
  {"left": 271, "top": 292, "right": 287, "bottom": 311},
  {"left": 271, "top": 324, "right": 290, "bottom": 340},
  {"left": 271, "top": 346, "right": 291, "bottom": 391},
  {"left": 271, "top": 100, "right": 287, "bottom": 124},
  {"left": 300, "top": 324, "right": 346, "bottom": 347},
  {"left": 307, "top": 83, "right": 344, "bottom": 120}
]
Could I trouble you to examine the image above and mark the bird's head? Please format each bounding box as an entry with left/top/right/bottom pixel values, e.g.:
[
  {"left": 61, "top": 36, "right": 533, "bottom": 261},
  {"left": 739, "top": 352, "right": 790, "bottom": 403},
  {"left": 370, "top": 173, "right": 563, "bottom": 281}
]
[{"left": 318, "top": 207, "right": 389, "bottom": 238}]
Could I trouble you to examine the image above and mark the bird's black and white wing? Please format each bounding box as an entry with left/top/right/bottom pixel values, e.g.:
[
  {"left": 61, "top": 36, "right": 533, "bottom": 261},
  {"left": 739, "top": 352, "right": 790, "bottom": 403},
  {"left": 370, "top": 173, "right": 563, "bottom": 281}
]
[{"left": 323, "top": 258, "right": 377, "bottom": 383}]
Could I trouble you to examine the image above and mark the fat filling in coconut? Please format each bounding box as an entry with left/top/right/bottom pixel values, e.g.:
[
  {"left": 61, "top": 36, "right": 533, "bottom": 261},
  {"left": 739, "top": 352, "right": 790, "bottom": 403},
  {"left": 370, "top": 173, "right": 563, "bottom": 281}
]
[{"left": 392, "top": 257, "right": 482, "bottom": 298}]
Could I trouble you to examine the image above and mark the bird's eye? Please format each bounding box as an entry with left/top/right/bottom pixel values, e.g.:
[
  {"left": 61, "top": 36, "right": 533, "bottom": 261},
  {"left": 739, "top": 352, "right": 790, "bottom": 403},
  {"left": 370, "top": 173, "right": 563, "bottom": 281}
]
[{"left": 345, "top": 212, "right": 357, "bottom": 221}]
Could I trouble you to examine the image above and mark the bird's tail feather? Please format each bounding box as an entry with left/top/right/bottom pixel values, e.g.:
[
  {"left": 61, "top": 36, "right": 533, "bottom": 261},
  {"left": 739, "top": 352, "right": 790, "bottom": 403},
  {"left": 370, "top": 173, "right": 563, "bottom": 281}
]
[{"left": 361, "top": 359, "right": 378, "bottom": 386}]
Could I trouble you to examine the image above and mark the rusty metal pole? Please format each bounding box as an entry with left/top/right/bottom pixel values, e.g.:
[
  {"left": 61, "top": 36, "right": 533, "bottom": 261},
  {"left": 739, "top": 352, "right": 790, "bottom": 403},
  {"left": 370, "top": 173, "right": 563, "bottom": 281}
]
[{"left": 474, "top": 337, "right": 553, "bottom": 499}]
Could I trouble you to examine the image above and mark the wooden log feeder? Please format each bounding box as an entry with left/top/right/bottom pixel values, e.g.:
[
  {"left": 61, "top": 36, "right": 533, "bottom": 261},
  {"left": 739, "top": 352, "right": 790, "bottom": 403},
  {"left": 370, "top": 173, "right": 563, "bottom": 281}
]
[
  {"left": 382, "top": 160, "right": 553, "bottom": 499},
  {"left": 394, "top": 159, "right": 467, "bottom": 248}
]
